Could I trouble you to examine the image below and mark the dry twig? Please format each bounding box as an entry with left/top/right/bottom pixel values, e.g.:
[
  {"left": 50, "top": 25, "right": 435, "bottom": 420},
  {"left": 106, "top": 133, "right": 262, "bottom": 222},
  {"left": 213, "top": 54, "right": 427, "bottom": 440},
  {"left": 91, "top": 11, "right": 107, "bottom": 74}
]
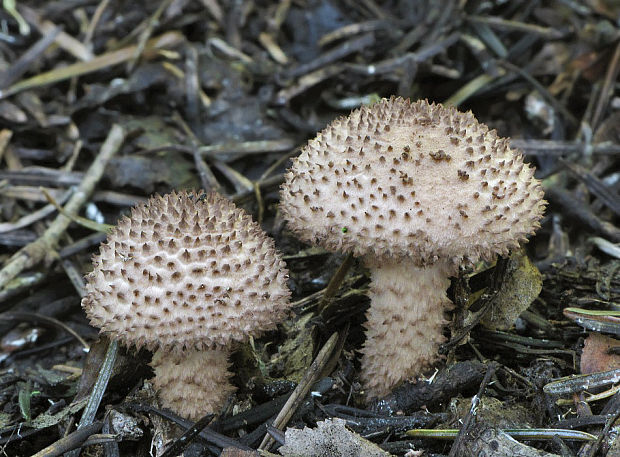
[{"left": 0, "top": 125, "right": 126, "bottom": 290}]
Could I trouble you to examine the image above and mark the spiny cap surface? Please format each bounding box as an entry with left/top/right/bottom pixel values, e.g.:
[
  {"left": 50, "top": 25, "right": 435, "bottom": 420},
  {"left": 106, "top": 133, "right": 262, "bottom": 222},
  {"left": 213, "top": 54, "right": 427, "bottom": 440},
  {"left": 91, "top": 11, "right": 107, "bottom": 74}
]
[
  {"left": 150, "top": 348, "right": 236, "bottom": 420},
  {"left": 281, "top": 97, "right": 546, "bottom": 265},
  {"left": 82, "top": 191, "right": 290, "bottom": 352}
]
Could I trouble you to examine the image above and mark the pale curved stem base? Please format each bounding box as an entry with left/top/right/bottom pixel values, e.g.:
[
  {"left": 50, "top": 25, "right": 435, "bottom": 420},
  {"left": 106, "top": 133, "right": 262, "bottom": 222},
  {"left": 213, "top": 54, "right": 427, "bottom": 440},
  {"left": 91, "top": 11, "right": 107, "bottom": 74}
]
[
  {"left": 360, "top": 259, "right": 453, "bottom": 399},
  {"left": 151, "top": 347, "right": 236, "bottom": 420}
]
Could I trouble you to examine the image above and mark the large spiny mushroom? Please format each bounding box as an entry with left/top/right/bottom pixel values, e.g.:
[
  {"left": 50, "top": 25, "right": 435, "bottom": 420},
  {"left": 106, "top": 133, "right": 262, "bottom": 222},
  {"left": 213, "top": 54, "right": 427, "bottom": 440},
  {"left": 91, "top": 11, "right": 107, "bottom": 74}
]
[
  {"left": 280, "top": 97, "right": 545, "bottom": 399},
  {"left": 82, "top": 191, "right": 290, "bottom": 419}
]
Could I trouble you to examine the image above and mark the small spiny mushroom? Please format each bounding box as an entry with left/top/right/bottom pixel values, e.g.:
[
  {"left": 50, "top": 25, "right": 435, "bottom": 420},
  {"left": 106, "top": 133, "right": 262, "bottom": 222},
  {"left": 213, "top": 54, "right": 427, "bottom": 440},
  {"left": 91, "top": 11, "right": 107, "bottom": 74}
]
[{"left": 82, "top": 191, "right": 291, "bottom": 419}]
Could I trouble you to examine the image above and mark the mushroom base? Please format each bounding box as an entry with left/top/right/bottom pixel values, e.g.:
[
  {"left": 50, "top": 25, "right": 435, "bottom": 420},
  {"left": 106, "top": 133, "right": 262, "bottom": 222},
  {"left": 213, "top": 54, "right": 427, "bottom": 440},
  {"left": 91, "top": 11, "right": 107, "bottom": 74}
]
[
  {"left": 150, "top": 347, "right": 236, "bottom": 420},
  {"left": 360, "top": 259, "right": 454, "bottom": 399}
]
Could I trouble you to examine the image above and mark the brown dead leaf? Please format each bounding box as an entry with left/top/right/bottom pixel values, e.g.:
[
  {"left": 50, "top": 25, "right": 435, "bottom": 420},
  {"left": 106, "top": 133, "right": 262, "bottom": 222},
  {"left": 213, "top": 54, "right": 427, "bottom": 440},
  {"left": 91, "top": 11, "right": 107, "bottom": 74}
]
[
  {"left": 580, "top": 333, "right": 620, "bottom": 374},
  {"left": 279, "top": 418, "right": 393, "bottom": 457},
  {"left": 481, "top": 251, "right": 543, "bottom": 331}
]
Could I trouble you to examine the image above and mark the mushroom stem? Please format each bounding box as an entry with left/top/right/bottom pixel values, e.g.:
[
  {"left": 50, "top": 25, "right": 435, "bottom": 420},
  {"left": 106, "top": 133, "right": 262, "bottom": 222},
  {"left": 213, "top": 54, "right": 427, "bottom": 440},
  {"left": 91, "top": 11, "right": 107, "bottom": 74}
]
[
  {"left": 151, "top": 347, "right": 236, "bottom": 420},
  {"left": 360, "top": 259, "right": 454, "bottom": 399}
]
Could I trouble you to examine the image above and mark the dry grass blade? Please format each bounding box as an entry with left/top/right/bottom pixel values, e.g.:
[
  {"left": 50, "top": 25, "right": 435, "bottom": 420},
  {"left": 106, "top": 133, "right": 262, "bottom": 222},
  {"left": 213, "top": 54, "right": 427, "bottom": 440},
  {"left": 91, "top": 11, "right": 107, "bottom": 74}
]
[
  {"left": 41, "top": 188, "right": 113, "bottom": 233},
  {"left": 0, "top": 311, "right": 89, "bottom": 351},
  {"left": 0, "top": 188, "right": 72, "bottom": 233},
  {"left": 0, "top": 129, "right": 13, "bottom": 161},
  {"left": 0, "top": 32, "right": 184, "bottom": 99},
  {"left": 444, "top": 72, "right": 502, "bottom": 106}
]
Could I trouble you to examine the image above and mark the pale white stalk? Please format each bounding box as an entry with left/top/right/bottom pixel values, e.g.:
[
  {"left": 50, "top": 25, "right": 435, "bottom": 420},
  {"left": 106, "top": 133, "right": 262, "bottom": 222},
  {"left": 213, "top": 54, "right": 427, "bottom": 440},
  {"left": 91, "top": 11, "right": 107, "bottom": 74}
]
[
  {"left": 360, "top": 259, "right": 454, "bottom": 399},
  {"left": 151, "top": 347, "right": 236, "bottom": 420}
]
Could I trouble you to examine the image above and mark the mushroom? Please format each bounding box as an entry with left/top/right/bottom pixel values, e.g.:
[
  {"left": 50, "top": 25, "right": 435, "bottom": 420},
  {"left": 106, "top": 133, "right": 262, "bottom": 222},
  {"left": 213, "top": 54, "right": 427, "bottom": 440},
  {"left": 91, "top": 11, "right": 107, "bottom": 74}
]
[
  {"left": 82, "top": 191, "right": 291, "bottom": 419},
  {"left": 280, "top": 97, "right": 545, "bottom": 399}
]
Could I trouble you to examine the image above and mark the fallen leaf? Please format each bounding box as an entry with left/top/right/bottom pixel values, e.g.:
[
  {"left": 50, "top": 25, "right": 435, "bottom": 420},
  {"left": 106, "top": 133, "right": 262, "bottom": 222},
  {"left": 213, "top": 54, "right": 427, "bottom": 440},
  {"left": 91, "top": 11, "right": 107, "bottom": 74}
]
[
  {"left": 580, "top": 333, "right": 620, "bottom": 374},
  {"left": 279, "top": 418, "right": 393, "bottom": 457}
]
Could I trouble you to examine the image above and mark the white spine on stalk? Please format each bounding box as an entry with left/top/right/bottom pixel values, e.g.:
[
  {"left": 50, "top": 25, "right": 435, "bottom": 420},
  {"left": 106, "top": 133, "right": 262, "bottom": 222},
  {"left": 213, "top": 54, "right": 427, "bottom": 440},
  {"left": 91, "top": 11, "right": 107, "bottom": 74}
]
[{"left": 151, "top": 348, "right": 236, "bottom": 421}]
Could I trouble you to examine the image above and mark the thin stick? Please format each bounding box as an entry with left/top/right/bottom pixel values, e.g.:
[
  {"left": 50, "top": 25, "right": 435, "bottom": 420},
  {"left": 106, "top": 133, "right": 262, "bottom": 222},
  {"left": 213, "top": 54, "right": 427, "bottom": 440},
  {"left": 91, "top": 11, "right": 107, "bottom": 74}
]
[
  {"left": 0, "top": 125, "right": 125, "bottom": 290},
  {"left": 591, "top": 41, "right": 620, "bottom": 130},
  {"left": 65, "top": 339, "right": 118, "bottom": 457},
  {"left": 18, "top": 5, "right": 93, "bottom": 61},
  {"left": 30, "top": 421, "right": 103, "bottom": 457},
  {"left": 466, "top": 15, "right": 565, "bottom": 39},
  {"left": 258, "top": 332, "right": 343, "bottom": 451},
  {"left": 318, "top": 254, "right": 355, "bottom": 315},
  {"left": 0, "top": 27, "right": 60, "bottom": 89},
  {"left": 160, "top": 413, "right": 215, "bottom": 457},
  {"left": 84, "top": 0, "right": 112, "bottom": 47},
  {"left": 127, "top": 0, "right": 175, "bottom": 73},
  {"left": 448, "top": 362, "right": 499, "bottom": 457}
]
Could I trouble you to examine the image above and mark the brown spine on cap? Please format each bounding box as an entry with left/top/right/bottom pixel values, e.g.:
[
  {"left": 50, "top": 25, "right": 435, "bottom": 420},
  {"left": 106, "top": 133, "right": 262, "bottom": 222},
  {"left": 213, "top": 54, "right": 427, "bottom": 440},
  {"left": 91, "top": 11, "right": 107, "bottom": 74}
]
[
  {"left": 361, "top": 260, "right": 453, "bottom": 398},
  {"left": 151, "top": 348, "right": 236, "bottom": 420}
]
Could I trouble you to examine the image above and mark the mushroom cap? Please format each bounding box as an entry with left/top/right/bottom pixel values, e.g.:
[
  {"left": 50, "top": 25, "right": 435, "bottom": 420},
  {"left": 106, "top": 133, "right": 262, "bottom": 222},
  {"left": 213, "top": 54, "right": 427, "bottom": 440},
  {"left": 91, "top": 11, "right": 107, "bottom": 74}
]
[
  {"left": 82, "top": 191, "right": 291, "bottom": 352},
  {"left": 280, "top": 97, "right": 546, "bottom": 265}
]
